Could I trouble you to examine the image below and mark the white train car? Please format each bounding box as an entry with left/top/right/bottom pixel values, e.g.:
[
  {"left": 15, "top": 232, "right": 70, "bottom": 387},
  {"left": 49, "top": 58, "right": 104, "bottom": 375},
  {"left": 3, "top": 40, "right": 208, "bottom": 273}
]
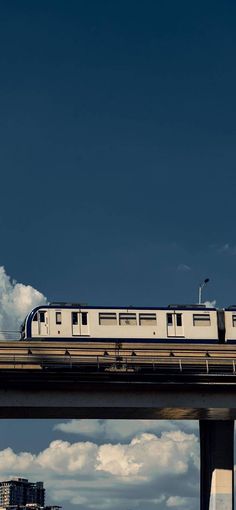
[{"left": 21, "top": 303, "right": 219, "bottom": 343}]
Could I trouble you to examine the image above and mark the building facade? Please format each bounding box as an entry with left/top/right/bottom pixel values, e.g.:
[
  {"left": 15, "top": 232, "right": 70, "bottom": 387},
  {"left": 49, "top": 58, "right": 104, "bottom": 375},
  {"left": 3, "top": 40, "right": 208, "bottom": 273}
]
[{"left": 0, "top": 479, "right": 45, "bottom": 507}]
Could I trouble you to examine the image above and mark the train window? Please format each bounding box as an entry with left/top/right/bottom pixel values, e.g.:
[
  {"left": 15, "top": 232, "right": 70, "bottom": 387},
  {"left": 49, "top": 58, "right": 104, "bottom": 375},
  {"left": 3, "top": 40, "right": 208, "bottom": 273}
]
[
  {"left": 176, "top": 314, "right": 182, "bottom": 327},
  {"left": 72, "top": 312, "right": 78, "bottom": 325},
  {"left": 232, "top": 315, "right": 236, "bottom": 327},
  {"left": 139, "top": 313, "right": 157, "bottom": 326},
  {"left": 193, "top": 314, "right": 211, "bottom": 326},
  {"left": 119, "top": 313, "right": 137, "bottom": 325},
  {"left": 99, "top": 313, "right": 117, "bottom": 325},
  {"left": 39, "top": 311, "right": 45, "bottom": 323},
  {"left": 32, "top": 313, "right": 38, "bottom": 321},
  {"left": 56, "top": 312, "right": 62, "bottom": 324},
  {"left": 167, "top": 313, "right": 173, "bottom": 326},
  {"left": 81, "top": 312, "right": 87, "bottom": 326}
]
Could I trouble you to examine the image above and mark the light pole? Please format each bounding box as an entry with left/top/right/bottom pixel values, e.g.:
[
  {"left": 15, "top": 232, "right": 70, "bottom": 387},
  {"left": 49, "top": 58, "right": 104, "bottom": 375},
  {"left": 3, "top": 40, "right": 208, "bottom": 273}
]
[{"left": 198, "top": 278, "right": 210, "bottom": 305}]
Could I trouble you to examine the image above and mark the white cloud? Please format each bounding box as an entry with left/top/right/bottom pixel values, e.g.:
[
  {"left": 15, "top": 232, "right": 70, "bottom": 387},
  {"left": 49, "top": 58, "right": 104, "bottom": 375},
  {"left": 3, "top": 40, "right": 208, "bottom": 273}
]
[
  {"left": 96, "top": 442, "right": 141, "bottom": 477},
  {"left": 0, "top": 447, "right": 35, "bottom": 472},
  {"left": 166, "top": 496, "right": 192, "bottom": 507},
  {"left": 0, "top": 432, "right": 199, "bottom": 479},
  {"left": 0, "top": 266, "right": 47, "bottom": 339},
  {"left": 204, "top": 300, "right": 216, "bottom": 308},
  {"left": 37, "top": 440, "right": 98, "bottom": 474},
  {"left": 55, "top": 419, "right": 105, "bottom": 437},
  {"left": 54, "top": 419, "right": 198, "bottom": 442}
]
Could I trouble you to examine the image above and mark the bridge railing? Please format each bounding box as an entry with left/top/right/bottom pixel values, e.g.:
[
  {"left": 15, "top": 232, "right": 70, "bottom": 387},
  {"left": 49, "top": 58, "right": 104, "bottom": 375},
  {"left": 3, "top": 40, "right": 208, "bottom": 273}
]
[{"left": 0, "top": 352, "right": 235, "bottom": 374}]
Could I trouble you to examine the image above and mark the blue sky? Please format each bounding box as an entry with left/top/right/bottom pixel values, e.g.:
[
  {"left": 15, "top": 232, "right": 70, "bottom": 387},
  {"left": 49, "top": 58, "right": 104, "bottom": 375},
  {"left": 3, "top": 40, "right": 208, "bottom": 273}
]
[
  {"left": 1, "top": 0, "right": 236, "bottom": 307},
  {"left": 0, "top": 1, "right": 236, "bottom": 508}
]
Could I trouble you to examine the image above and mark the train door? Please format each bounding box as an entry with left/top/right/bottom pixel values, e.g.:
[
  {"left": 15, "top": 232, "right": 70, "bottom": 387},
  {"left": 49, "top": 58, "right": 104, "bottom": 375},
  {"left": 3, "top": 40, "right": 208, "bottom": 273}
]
[
  {"left": 71, "top": 312, "right": 80, "bottom": 335},
  {"left": 80, "top": 311, "right": 89, "bottom": 336},
  {"left": 38, "top": 310, "right": 49, "bottom": 336},
  {"left": 71, "top": 311, "right": 89, "bottom": 336},
  {"left": 32, "top": 312, "right": 39, "bottom": 336},
  {"left": 166, "top": 312, "right": 184, "bottom": 337}
]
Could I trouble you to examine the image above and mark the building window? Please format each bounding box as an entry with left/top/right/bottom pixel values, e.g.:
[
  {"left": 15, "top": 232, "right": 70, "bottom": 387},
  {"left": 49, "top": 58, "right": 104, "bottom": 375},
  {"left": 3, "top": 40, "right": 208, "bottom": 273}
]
[
  {"left": 56, "top": 312, "right": 62, "bottom": 324},
  {"left": 99, "top": 313, "right": 117, "bottom": 325},
  {"left": 176, "top": 313, "right": 182, "bottom": 327},
  {"left": 81, "top": 312, "right": 87, "bottom": 325},
  {"left": 72, "top": 312, "right": 78, "bottom": 325},
  {"left": 39, "top": 312, "right": 45, "bottom": 323},
  {"left": 232, "top": 315, "right": 236, "bottom": 327},
  {"left": 119, "top": 313, "right": 137, "bottom": 325},
  {"left": 167, "top": 313, "right": 173, "bottom": 326},
  {"left": 139, "top": 313, "right": 157, "bottom": 326},
  {"left": 193, "top": 314, "right": 211, "bottom": 326}
]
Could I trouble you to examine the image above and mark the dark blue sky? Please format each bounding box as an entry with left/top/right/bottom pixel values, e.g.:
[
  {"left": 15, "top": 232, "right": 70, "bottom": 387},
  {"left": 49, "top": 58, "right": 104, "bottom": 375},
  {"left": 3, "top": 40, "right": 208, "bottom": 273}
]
[{"left": 1, "top": 0, "right": 236, "bottom": 306}]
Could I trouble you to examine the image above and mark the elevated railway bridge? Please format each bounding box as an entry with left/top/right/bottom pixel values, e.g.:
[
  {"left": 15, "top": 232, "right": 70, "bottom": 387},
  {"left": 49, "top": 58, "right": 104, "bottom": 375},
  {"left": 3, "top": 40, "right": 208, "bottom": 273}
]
[
  {"left": 0, "top": 339, "right": 236, "bottom": 372},
  {"left": 0, "top": 340, "right": 235, "bottom": 509}
]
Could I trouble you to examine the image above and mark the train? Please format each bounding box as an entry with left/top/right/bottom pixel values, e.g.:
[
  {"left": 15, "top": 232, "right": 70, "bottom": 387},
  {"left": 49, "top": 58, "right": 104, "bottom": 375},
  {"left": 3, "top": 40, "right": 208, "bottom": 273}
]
[{"left": 20, "top": 302, "right": 236, "bottom": 344}]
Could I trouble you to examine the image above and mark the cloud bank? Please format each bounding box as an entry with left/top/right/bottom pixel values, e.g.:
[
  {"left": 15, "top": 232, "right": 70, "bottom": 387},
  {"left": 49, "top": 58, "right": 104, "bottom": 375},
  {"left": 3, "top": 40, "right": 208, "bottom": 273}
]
[
  {"left": 0, "top": 429, "right": 199, "bottom": 510},
  {"left": 0, "top": 266, "right": 47, "bottom": 339},
  {"left": 54, "top": 419, "right": 198, "bottom": 442}
]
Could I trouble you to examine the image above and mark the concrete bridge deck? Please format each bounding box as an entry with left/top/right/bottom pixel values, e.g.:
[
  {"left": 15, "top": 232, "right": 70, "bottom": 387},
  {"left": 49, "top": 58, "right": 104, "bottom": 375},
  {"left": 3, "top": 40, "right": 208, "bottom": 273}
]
[{"left": 0, "top": 368, "right": 234, "bottom": 419}]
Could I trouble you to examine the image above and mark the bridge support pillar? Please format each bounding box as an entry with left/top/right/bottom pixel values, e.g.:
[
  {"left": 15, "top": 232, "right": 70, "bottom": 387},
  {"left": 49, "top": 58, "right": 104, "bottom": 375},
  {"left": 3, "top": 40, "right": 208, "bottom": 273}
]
[{"left": 200, "top": 420, "right": 234, "bottom": 510}]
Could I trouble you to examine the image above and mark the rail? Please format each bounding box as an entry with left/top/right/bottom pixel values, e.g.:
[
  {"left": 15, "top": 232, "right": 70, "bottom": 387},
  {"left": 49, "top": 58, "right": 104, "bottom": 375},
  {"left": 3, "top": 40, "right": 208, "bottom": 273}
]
[{"left": 0, "top": 352, "right": 235, "bottom": 374}]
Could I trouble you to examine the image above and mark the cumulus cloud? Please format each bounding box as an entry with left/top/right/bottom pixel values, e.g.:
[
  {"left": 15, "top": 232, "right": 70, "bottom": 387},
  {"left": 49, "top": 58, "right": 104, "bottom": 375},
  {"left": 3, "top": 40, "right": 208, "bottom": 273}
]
[
  {"left": 0, "top": 432, "right": 199, "bottom": 478},
  {"left": 0, "top": 266, "right": 47, "bottom": 338},
  {"left": 97, "top": 442, "right": 141, "bottom": 477},
  {"left": 37, "top": 440, "right": 98, "bottom": 475},
  {"left": 0, "top": 431, "right": 200, "bottom": 510},
  {"left": 97, "top": 431, "right": 199, "bottom": 478},
  {"left": 0, "top": 447, "right": 35, "bottom": 472}
]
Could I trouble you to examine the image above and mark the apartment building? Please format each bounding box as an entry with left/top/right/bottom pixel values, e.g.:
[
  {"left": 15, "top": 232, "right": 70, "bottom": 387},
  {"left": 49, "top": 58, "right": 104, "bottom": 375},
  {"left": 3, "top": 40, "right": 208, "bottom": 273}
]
[{"left": 0, "top": 479, "right": 45, "bottom": 507}]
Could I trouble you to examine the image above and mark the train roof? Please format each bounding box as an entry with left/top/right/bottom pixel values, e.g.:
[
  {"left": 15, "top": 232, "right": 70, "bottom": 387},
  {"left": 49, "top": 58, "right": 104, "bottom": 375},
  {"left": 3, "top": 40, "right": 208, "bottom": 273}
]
[{"left": 43, "top": 303, "right": 217, "bottom": 311}]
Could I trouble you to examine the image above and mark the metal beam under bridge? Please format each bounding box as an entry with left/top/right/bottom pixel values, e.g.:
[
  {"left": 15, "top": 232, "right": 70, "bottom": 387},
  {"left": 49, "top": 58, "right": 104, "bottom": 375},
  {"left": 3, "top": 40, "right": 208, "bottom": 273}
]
[{"left": 0, "top": 370, "right": 235, "bottom": 509}]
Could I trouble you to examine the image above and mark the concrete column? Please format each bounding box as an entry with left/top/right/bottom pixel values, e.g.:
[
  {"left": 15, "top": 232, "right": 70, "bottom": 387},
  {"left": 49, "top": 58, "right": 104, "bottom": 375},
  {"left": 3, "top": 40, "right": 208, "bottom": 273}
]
[{"left": 200, "top": 420, "right": 234, "bottom": 510}]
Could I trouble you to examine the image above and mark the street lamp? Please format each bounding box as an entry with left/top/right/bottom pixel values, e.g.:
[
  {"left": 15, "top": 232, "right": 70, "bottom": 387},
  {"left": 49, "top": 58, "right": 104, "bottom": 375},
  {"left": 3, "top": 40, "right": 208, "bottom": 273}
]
[{"left": 198, "top": 278, "right": 210, "bottom": 305}]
